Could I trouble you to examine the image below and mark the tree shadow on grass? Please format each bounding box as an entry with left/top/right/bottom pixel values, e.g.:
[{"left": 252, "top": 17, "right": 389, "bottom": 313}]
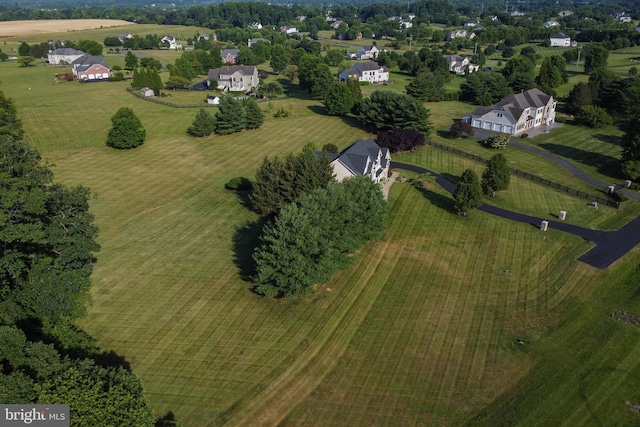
[
  {"left": 409, "top": 178, "right": 456, "bottom": 213},
  {"left": 232, "top": 218, "right": 270, "bottom": 283},
  {"left": 538, "top": 142, "right": 623, "bottom": 179},
  {"left": 593, "top": 133, "right": 622, "bottom": 146},
  {"left": 155, "top": 411, "right": 179, "bottom": 427}
]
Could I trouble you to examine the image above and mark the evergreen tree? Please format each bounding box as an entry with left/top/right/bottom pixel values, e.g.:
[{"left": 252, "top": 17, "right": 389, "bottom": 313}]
[
  {"left": 481, "top": 153, "right": 511, "bottom": 197},
  {"left": 345, "top": 77, "right": 363, "bottom": 113},
  {"left": 187, "top": 108, "right": 215, "bottom": 137},
  {"left": 324, "top": 82, "right": 354, "bottom": 116},
  {"left": 106, "top": 107, "right": 146, "bottom": 149},
  {"left": 209, "top": 46, "right": 223, "bottom": 69},
  {"left": 0, "top": 91, "right": 24, "bottom": 139},
  {"left": 454, "top": 169, "right": 483, "bottom": 215},
  {"left": 406, "top": 72, "right": 446, "bottom": 101},
  {"left": 18, "top": 41, "right": 30, "bottom": 57},
  {"left": 149, "top": 68, "right": 163, "bottom": 95},
  {"left": 244, "top": 98, "right": 264, "bottom": 129},
  {"left": 360, "top": 90, "right": 431, "bottom": 135},
  {"left": 214, "top": 97, "right": 246, "bottom": 135}
]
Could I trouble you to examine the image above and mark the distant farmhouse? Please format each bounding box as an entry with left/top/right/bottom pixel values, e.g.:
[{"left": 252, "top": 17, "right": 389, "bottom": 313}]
[
  {"left": 280, "top": 26, "right": 298, "bottom": 34},
  {"left": 328, "top": 139, "right": 391, "bottom": 184},
  {"left": 72, "top": 54, "right": 111, "bottom": 81},
  {"left": 161, "top": 36, "right": 181, "bottom": 50},
  {"left": 248, "top": 38, "right": 270, "bottom": 48},
  {"left": 444, "top": 55, "right": 479, "bottom": 75},
  {"left": 550, "top": 33, "right": 571, "bottom": 47},
  {"left": 48, "top": 48, "right": 85, "bottom": 65},
  {"left": 207, "top": 65, "right": 259, "bottom": 92},
  {"left": 470, "top": 88, "right": 557, "bottom": 136},
  {"left": 447, "top": 29, "right": 475, "bottom": 41},
  {"left": 357, "top": 45, "right": 380, "bottom": 60},
  {"left": 221, "top": 48, "right": 240, "bottom": 64},
  {"left": 339, "top": 62, "right": 389, "bottom": 83},
  {"left": 544, "top": 21, "right": 560, "bottom": 28}
]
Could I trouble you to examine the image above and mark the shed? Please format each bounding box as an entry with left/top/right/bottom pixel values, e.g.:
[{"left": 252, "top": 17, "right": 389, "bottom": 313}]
[{"left": 140, "top": 87, "right": 155, "bottom": 97}]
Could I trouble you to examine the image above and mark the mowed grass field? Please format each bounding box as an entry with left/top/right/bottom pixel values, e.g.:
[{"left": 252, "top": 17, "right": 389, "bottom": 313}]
[{"left": 3, "top": 23, "right": 640, "bottom": 426}]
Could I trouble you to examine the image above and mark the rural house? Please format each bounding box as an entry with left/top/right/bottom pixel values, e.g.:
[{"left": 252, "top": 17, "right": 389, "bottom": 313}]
[
  {"left": 248, "top": 38, "right": 270, "bottom": 48},
  {"left": 550, "top": 33, "right": 571, "bottom": 47},
  {"left": 470, "top": 88, "right": 556, "bottom": 135},
  {"left": 339, "top": 62, "right": 389, "bottom": 83},
  {"left": 161, "top": 35, "right": 181, "bottom": 50},
  {"left": 329, "top": 139, "right": 391, "bottom": 184},
  {"left": 356, "top": 45, "right": 380, "bottom": 60},
  {"left": 444, "top": 54, "right": 479, "bottom": 75},
  {"left": 221, "top": 48, "right": 240, "bottom": 64},
  {"left": 446, "top": 29, "right": 475, "bottom": 41},
  {"left": 71, "top": 54, "right": 111, "bottom": 80},
  {"left": 47, "top": 48, "right": 86, "bottom": 65},
  {"left": 280, "top": 26, "right": 298, "bottom": 34},
  {"left": 207, "top": 65, "right": 259, "bottom": 92}
]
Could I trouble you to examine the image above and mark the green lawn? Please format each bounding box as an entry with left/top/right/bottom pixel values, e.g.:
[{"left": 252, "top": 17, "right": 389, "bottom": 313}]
[{"left": 4, "top": 25, "right": 640, "bottom": 427}]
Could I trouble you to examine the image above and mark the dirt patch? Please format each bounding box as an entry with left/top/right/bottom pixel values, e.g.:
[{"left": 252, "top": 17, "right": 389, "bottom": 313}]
[
  {"left": 0, "top": 19, "right": 134, "bottom": 37},
  {"left": 611, "top": 310, "right": 640, "bottom": 329}
]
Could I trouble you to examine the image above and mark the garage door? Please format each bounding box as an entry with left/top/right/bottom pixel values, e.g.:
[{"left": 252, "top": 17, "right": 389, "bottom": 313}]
[
  {"left": 473, "top": 119, "right": 482, "bottom": 128},
  {"left": 494, "top": 123, "right": 503, "bottom": 132},
  {"left": 504, "top": 125, "right": 514, "bottom": 134},
  {"left": 484, "top": 121, "right": 492, "bottom": 130}
]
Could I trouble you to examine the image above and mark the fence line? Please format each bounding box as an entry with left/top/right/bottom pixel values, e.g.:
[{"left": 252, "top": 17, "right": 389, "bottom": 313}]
[
  {"left": 424, "top": 140, "right": 620, "bottom": 209},
  {"left": 126, "top": 88, "right": 286, "bottom": 108}
]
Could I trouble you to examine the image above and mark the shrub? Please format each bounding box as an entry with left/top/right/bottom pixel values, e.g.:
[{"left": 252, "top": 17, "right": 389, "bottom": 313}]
[
  {"left": 484, "top": 133, "right": 510, "bottom": 149},
  {"left": 322, "top": 143, "right": 339, "bottom": 153},
  {"left": 450, "top": 120, "right": 473, "bottom": 138},
  {"left": 225, "top": 177, "right": 253, "bottom": 191},
  {"left": 521, "top": 133, "right": 528, "bottom": 138},
  {"left": 576, "top": 105, "right": 614, "bottom": 128}
]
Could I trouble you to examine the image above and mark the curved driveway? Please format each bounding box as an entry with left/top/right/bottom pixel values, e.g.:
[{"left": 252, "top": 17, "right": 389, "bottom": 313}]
[{"left": 391, "top": 161, "right": 640, "bottom": 269}]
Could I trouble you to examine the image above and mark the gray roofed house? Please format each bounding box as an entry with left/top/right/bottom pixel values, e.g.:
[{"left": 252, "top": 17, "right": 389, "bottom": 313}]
[
  {"left": 71, "top": 54, "right": 111, "bottom": 80},
  {"left": 47, "top": 48, "right": 86, "bottom": 65},
  {"left": 207, "top": 65, "right": 259, "bottom": 92},
  {"left": 330, "top": 139, "right": 391, "bottom": 184},
  {"left": 339, "top": 61, "right": 389, "bottom": 83},
  {"left": 221, "top": 48, "right": 240, "bottom": 64},
  {"left": 470, "top": 88, "right": 557, "bottom": 135},
  {"left": 444, "top": 54, "right": 479, "bottom": 75},
  {"left": 550, "top": 33, "right": 571, "bottom": 46},
  {"left": 248, "top": 38, "right": 270, "bottom": 48}
]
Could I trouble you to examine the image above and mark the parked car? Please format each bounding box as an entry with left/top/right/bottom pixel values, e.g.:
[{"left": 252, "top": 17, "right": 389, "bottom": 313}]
[{"left": 483, "top": 66, "right": 494, "bottom": 72}]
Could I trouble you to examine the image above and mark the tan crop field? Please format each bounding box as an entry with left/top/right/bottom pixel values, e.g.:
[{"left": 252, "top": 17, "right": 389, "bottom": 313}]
[{"left": 0, "top": 19, "right": 134, "bottom": 37}]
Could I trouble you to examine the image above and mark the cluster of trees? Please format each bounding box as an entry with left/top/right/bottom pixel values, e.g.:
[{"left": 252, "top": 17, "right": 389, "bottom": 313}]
[
  {"left": 208, "top": 97, "right": 264, "bottom": 136},
  {"left": 253, "top": 175, "right": 387, "bottom": 297},
  {"left": 0, "top": 90, "right": 155, "bottom": 425},
  {"left": 453, "top": 154, "right": 511, "bottom": 215},
  {"left": 131, "top": 67, "right": 162, "bottom": 95}
]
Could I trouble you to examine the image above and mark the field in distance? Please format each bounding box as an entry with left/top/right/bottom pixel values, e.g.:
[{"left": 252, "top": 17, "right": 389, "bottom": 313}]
[{"left": 0, "top": 19, "right": 134, "bottom": 37}]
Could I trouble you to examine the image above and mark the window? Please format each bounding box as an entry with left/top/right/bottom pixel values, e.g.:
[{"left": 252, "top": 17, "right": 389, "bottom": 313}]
[{"left": 497, "top": 113, "right": 503, "bottom": 118}]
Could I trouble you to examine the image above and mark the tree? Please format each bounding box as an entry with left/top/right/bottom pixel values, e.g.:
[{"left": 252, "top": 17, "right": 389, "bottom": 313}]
[
  {"left": 324, "top": 49, "right": 344, "bottom": 67},
  {"left": 460, "top": 72, "right": 511, "bottom": 105},
  {"left": 481, "top": 153, "right": 510, "bottom": 197},
  {"left": 536, "top": 55, "right": 567, "bottom": 88},
  {"left": 125, "top": 51, "right": 139, "bottom": 70},
  {"left": 77, "top": 40, "right": 103, "bottom": 56},
  {"left": 164, "top": 75, "right": 191, "bottom": 90},
  {"left": 171, "top": 56, "right": 196, "bottom": 80},
  {"left": 584, "top": 45, "right": 609, "bottom": 74},
  {"left": 18, "top": 41, "right": 30, "bottom": 56},
  {"left": 270, "top": 44, "right": 289, "bottom": 74},
  {"left": 214, "top": 97, "right": 246, "bottom": 135},
  {"left": 258, "top": 81, "right": 284, "bottom": 98},
  {"left": 360, "top": 91, "right": 431, "bottom": 135},
  {"left": 324, "top": 82, "right": 354, "bottom": 116},
  {"left": 565, "top": 81, "right": 598, "bottom": 114},
  {"left": 322, "top": 143, "right": 338, "bottom": 153},
  {"left": 103, "top": 36, "right": 122, "bottom": 47},
  {"left": 345, "top": 77, "right": 363, "bottom": 113},
  {"left": 244, "top": 98, "right": 264, "bottom": 130},
  {"left": 106, "top": 107, "right": 146, "bottom": 149},
  {"left": 0, "top": 91, "right": 24, "bottom": 139},
  {"left": 298, "top": 54, "right": 335, "bottom": 98},
  {"left": 406, "top": 72, "right": 446, "bottom": 101},
  {"left": 188, "top": 108, "right": 215, "bottom": 137},
  {"left": 17, "top": 56, "right": 35, "bottom": 67},
  {"left": 376, "top": 129, "right": 425, "bottom": 152},
  {"left": 454, "top": 169, "right": 483, "bottom": 215},
  {"left": 484, "top": 133, "right": 510, "bottom": 150},
  {"left": 450, "top": 120, "right": 473, "bottom": 138},
  {"left": 576, "top": 105, "right": 613, "bottom": 128}
]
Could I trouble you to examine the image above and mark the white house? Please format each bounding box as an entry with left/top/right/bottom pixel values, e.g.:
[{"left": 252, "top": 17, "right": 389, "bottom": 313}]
[
  {"left": 248, "top": 38, "right": 270, "bottom": 48},
  {"left": 399, "top": 19, "right": 413, "bottom": 29},
  {"left": 207, "top": 65, "right": 259, "bottom": 92},
  {"left": 47, "top": 48, "right": 86, "bottom": 65},
  {"left": 117, "top": 33, "right": 133, "bottom": 43},
  {"left": 444, "top": 55, "right": 479, "bottom": 75},
  {"left": 248, "top": 22, "right": 263, "bottom": 29},
  {"left": 356, "top": 45, "right": 380, "bottom": 60},
  {"left": 331, "top": 20, "right": 348, "bottom": 30},
  {"left": 161, "top": 36, "right": 182, "bottom": 50},
  {"left": 280, "top": 26, "right": 298, "bottom": 34},
  {"left": 329, "top": 139, "right": 391, "bottom": 184},
  {"left": 339, "top": 62, "right": 389, "bottom": 83},
  {"left": 464, "top": 20, "right": 480, "bottom": 27},
  {"left": 470, "top": 88, "right": 556, "bottom": 136},
  {"left": 446, "top": 29, "right": 475, "bottom": 41},
  {"left": 550, "top": 33, "right": 571, "bottom": 47},
  {"left": 543, "top": 21, "right": 560, "bottom": 28},
  {"left": 558, "top": 10, "right": 573, "bottom": 17},
  {"left": 207, "top": 95, "right": 220, "bottom": 105}
]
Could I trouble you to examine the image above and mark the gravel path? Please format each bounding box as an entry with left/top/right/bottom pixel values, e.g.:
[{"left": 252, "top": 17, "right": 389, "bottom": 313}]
[{"left": 392, "top": 161, "right": 640, "bottom": 269}]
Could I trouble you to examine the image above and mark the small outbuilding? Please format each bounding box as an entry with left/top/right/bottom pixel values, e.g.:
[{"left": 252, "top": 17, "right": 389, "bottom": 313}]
[
  {"left": 207, "top": 96, "right": 221, "bottom": 105},
  {"left": 140, "top": 87, "right": 155, "bottom": 97}
]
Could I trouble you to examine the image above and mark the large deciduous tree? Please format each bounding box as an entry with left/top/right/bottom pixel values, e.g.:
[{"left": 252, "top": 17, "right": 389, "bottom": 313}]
[
  {"left": 360, "top": 90, "right": 431, "bottom": 135},
  {"left": 536, "top": 55, "right": 568, "bottom": 88},
  {"left": 78, "top": 40, "right": 103, "bottom": 56},
  {"left": 481, "top": 153, "right": 511, "bottom": 197},
  {"left": 0, "top": 91, "right": 24, "bottom": 139},
  {"left": 584, "top": 45, "right": 609, "bottom": 74},
  {"left": 454, "top": 169, "right": 483, "bottom": 215},
  {"left": 106, "top": 107, "right": 146, "bottom": 149},
  {"left": 298, "top": 54, "right": 335, "bottom": 98},
  {"left": 124, "top": 51, "right": 139, "bottom": 70},
  {"left": 270, "top": 44, "right": 289, "bottom": 74}
]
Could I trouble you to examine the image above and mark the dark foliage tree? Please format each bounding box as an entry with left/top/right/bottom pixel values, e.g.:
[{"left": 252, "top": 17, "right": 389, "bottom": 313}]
[
  {"left": 565, "top": 81, "right": 598, "bottom": 114},
  {"left": 360, "top": 91, "right": 431, "bottom": 135},
  {"left": 187, "top": 108, "right": 215, "bottom": 137},
  {"left": 171, "top": 56, "right": 196, "bottom": 81},
  {"left": 250, "top": 144, "right": 333, "bottom": 216},
  {"left": 576, "top": 105, "right": 613, "bottom": 128},
  {"left": 324, "top": 82, "right": 354, "bottom": 116},
  {"left": 454, "top": 169, "right": 483, "bottom": 216},
  {"left": 536, "top": 55, "right": 568, "bottom": 89},
  {"left": 103, "top": 36, "right": 122, "bottom": 47},
  {"left": 481, "top": 153, "right": 510, "bottom": 197},
  {"left": 106, "top": 107, "right": 146, "bottom": 149},
  {"left": 621, "top": 112, "right": 640, "bottom": 174},
  {"left": 29, "top": 42, "right": 49, "bottom": 59},
  {"left": 584, "top": 45, "right": 609, "bottom": 74},
  {"left": 0, "top": 91, "right": 24, "bottom": 139},
  {"left": 77, "top": 40, "right": 103, "bottom": 56},
  {"left": 215, "top": 97, "right": 246, "bottom": 135},
  {"left": 17, "top": 56, "right": 34, "bottom": 67},
  {"left": 298, "top": 54, "right": 335, "bottom": 98},
  {"left": 124, "top": 51, "right": 139, "bottom": 70},
  {"left": 450, "top": 120, "right": 473, "bottom": 138},
  {"left": 258, "top": 81, "right": 284, "bottom": 98},
  {"left": 406, "top": 72, "right": 446, "bottom": 101},
  {"left": 345, "top": 77, "right": 363, "bottom": 114},
  {"left": 18, "top": 41, "right": 30, "bottom": 57},
  {"left": 322, "top": 143, "right": 339, "bottom": 153},
  {"left": 254, "top": 175, "right": 386, "bottom": 298},
  {"left": 244, "top": 98, "right": 264, "bottom": 129},
  {"left": 164, "top": 75, "right": 191, "bottom": 90},
  {"left": 324, "top": 49, "right": 345, "bottom": 67},
  {"left": 460, "top": 72, "right": 511, "bottom": 106},
  {"left": 376, "top": 128, "right": 425, "bottom": 152}
]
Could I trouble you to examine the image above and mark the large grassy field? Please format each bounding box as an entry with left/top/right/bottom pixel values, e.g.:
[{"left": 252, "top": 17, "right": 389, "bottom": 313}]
[{"left": 4, "top": 23, "right": 640, "bottom": 427}]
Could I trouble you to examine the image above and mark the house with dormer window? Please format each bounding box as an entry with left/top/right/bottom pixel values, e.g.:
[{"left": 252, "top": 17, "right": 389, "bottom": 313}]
[{"left": 329, "top": 139, "right": 391, "bottom": 184}]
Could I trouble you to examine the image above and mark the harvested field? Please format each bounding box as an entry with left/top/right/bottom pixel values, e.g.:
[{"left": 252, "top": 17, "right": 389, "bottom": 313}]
[{"left": 0, "top": 19, "right": 133, "bottom": 36}]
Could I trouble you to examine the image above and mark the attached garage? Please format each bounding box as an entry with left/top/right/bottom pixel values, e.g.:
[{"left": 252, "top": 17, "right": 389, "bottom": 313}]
[
  {"left": 504, "top": 125, "right": 514, "bottom": 134},
  {"left": 483, "top": 121, "right": 492, "bottom": 130},
  {"left": 494, "top": 123, "right": 503, "bottom": 132},
  {"left": 473, "top": 119, "right": 482, "bottom": 128}
]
